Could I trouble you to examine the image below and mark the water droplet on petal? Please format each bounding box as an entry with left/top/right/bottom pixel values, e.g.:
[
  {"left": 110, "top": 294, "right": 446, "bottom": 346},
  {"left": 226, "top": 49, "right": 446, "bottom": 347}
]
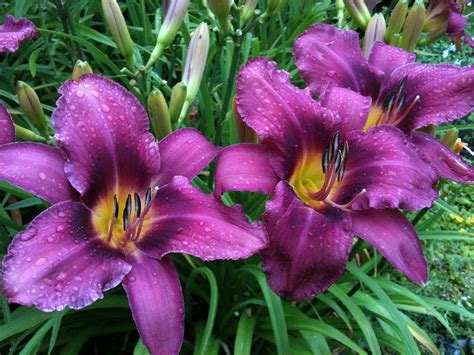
[{"left": 35, "top": 257, "right": 47, "bottom": 266}]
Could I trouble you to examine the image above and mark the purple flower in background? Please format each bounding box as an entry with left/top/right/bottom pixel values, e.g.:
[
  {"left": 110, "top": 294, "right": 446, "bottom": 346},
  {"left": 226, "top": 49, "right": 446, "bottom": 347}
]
[
  {"left": 0, "top": 15, "right": 37, "bottom": 53},
  {"left": 424, "top": 0, "right": 473, "bottom": 47},
  {"left": 0, "top": 104, "right": 15, "bottom": 144},
  {"left": 0, "top": 75, "right": 266, "bottom": 354},
  {"left": 293, "top": 24, "right": 474, "bottom": 184},
  {"left": 215, "top": 58, "right": 439, "bottom": 300}
]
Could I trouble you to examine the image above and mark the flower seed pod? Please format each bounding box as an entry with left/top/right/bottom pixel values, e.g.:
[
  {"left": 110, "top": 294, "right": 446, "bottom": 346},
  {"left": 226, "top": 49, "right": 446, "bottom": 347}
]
[
  {"left": 101, "top": 0, "right": 134, "bottom": 67},
  {"left": 362, "top": 13, "right": 386, "bottom": 58},
  {"left": 169, "top": 82, "right": 187, "bottom": 123},
  {"left": 147, "top": 89, "right": 172, "bottom": 139},
  {"left": 240, "top": 0, "right": 258, "bottom": 26},
  {"left": 144, "top": 0, "right": 190, "bottom": 71},
  {"left": 400, "top": 0, "right": 426, "bottom": 51},
  {"left": 385, "top": 0, "right": 408, "bottom": 41},
  {"left": 180, "top": 23, "right": 210, "bottom": 121},
  {"left": 207, "top": 0, "right": 233, "bottom": 34},
  {"left": 16, "top": 81, "right": 48, "bottom": 139},
  {"left": 343, "top": 0, "right": 372, "bottom": 29},
  {"left": 72, "top": 60, "right": 93, "bottom": 80}
]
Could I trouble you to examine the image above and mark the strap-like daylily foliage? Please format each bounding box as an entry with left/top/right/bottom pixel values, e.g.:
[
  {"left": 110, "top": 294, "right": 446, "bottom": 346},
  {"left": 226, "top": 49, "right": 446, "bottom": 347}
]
[
  {"left": 215, "top": 57, "right": 441, "bottom": 300},
  {"left": 0, "top": 75, "right": 267, "bottom": 354},
  {"left": 0, "top": 15, "right": 37, "bottom": 53},
  {"left": 293, "top": 24, "right": 474, "bottom": 183}
]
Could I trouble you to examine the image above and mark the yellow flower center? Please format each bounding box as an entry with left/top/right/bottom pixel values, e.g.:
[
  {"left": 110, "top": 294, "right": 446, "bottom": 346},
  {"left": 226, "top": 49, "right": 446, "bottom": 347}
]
[{"left": 92, "top": 186, "right": 154, "bottom": 251}]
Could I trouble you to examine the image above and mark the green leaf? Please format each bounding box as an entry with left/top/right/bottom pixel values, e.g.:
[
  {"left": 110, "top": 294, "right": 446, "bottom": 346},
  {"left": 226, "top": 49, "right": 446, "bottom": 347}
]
[
  {"left": 329, "top": 284, "right": 381, "bottom": 355},
  {"left": 28, "top": 48, "right": 41, "bottom": 78},
  {"left": 133, "top": 338, "right": 150, "bottom": 355},
  {"left": 48, "top": 310, "right": 67, "bottom": 355},
  {"left": 242, "top": 265, "right": 290, "bottom": 355},
  {"left": 5, "top": 197, "right": 44, "bottom": 210},
  {"left": 233, "top": 312, "right": 256, "bottom": 355}
]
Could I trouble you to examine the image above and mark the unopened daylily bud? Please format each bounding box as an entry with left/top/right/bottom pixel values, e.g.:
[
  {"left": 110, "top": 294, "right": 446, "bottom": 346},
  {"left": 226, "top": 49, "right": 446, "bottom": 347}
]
[
  {"left": 180, "top": 23, "right": 210, "bottom": 121},
  {"left": 240, "top": 0, "right": 258, "bottom": 26},
  {"left": 14, "top": 124, "right": 46, "bottom": 143},
  {"left": 101, "top": 0, "right": 134, "bottom": 67},
  {"left": 343, "top": 0, "right": 372, "bottom": 29},
  {"left": 362, "top": 14, "right": 386, "bottom": 58},
  {"left": 16, "top": 81, "right": 48, "bottom": 139},
  {"left": 400, "top": 1, "right": 426, "bottom": 51},
  {"left": 207, "top": 0, "right": 233, "bottom": 34},
  {"left": 169, "top": 82, "right": 187, "bottom": 123},
  {"left": 144, "top": 0, "right": 190, "bottom": 71},
  {"left": 233, "top": 97, "right": 257, "bottom": 143},
  {"left": 385, "top": 0, "right": 408, "bottom": 41},
  {"left": 72, "top": 60, "right": 93, "bottom": 80},
  {"left": 147, "top": 89, "right": 172, "bottom": 139},
  {"left": 441, "top": 128, "right": 458, "bottom": 149},
  {"left": 261, "top": 0, "right": 286, "bottom": 21}
]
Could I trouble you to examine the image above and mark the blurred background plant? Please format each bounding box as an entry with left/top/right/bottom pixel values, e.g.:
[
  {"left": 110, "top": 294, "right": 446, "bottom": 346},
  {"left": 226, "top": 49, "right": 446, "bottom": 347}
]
[{"left": 0, "top": 0, "right": 472, "bottom": 354}]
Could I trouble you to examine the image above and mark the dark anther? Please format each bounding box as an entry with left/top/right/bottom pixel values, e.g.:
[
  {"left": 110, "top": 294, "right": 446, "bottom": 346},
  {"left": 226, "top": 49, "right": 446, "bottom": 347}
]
[
  {"left": 397, "top": 75, "right": 408, "bottom": 95},
  {"left": 334, "top": 149, "right": 342, "bottom": 173},
  {"left": 322, "top": 148, "right": 330, "bottom": 173},
  {"left": 329, "top": 131, "right": 340, "bottom": 159},
  {"left": 382, "top": 91, "right": 395, "bottom": 112},
  {"left": 145, "top": 187, "right": 152, "bottom": 206},
  {"left": 337, "top": 142, "right": 349, "bottom": 181},
  {"left": 398, "top": 92, "right": 407, "bottom": 111},
  {"left": 134, "top": 193, "right": 142, "bottom": 218},
  {"left": 113, "top": 194, "right": 119, "bottom": 219},
  {"left": 123, "top": 194, "right": 132, "bottom": 231}
]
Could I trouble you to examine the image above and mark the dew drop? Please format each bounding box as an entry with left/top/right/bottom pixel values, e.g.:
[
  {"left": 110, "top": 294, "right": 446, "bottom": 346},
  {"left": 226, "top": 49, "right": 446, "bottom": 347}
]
[
  {"left": 75, "top": 90, "right": 84, "bottom": 98},
  {"left": 38, "top": 172, "right": 47, "bottom": 180},
  {"left": 35, "top": 257, "right": 47, "bottom": 266}
]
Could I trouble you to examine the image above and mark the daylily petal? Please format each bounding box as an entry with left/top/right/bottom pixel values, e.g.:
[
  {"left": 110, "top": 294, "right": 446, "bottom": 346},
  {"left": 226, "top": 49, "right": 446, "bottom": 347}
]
[
  {"left": 0, "top": 103, "right": 14, "bottom": 144},
  {"left": 52, "top": 74, "right": 160, "bottom": 205},
  {"left": 137, "top": 176, "right": 267, "bottom": 261},
  {"left": 350, "top": 209, "right": 428, "bottom": 284},
  {"left": 2, "top": 201, "right": 131, "bottom": 311},
  {"left": 0, "top": 143, "right": 78, "bottom": 203},
  {"left": 215, "top": 143, "right": 279, "bottom": 195},
  {"left": 261, "top": 182, "right": 353, "bottom": 300},
  {"left": 123, "top": 254, "right": 184, "bottom": 355},
  {"left": 155, "top": 128, "right": 219, "bottom": 186},
  {"left": 236, "top": 57, "right": 346, "bottom": 178},
  {"left": 368, "top": 42, "right": 416, "bottom": 81},
  {"left": 0, "top": 15, "right": 37, "bottom": 53},
  {"left": 319, "top": 85, "right": 370, "bottom": 132},
  {"left": 336, "top": 126, "right": 438, "bottom": 211},
  {"left": 293, "top": 24, "right": 382, "bottom": 98},
  {"left": 383, "top": 63, "right": 474, "bottom": 131},
  {"left": 410, "top": 132, "right": 474, "bottom": 183}
]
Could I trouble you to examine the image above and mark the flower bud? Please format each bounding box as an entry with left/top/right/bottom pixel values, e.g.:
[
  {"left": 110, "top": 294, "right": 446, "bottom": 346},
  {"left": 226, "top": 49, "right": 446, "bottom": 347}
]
[
  {"left": 144, "top": 0, "right": 190, "bottom": 71},
  {"left": 72, "top": 60, "right": 93, "bottom": 80},
  {"left": 400, "top": 1, "right": 426, "bottom": 51},
  {"left": 441, "top": 128, "right": 458, "bottom": 149},
  {"left": 233, "top": 97, "right": 257, "bottom": 143},
  {"left": 343, "top": 0, "right": 372, "bottom": 29},
  {"left": 261, "top": 0, "right": 286, "bottom": 21},
  {"left": 362, "top": 14, "right": 386, "bottom": 58},
  {"left": 16, "top": 81, "right": 48, "bottom": 139},
  {"left": 180, "top": 23, "right": 210, "bottom": 121},
  {"left": 147, "top": 89, "right": 172, "bottom": 139},
  {"left": 169, "top": 82, "right": 187, "bottom": 123},
  {"left": 14, "top": 124, "right": 46, "bottom": 143},
  {"left": 207, "top": 0, "right": 233, "bottom": 34},
  {"left": 101, "top": 0, "right": 134, "bottom": 67},
  {"left": 385, "top": 0, "right": 408, "bottom": 41},
  {"left": 240, "top": 0, "right": 258, "bottom": 26}
]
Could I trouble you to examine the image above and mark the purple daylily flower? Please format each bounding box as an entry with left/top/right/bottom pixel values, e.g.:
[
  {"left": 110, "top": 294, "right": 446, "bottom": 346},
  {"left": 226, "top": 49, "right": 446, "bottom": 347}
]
[
  {"left": 215, "top": 57, "right": 439, "bottom": 300},
  {"left": 0, "top": 15, "right": 37, "bottom": 53},
  {"left": 0, "top": 74, "right": 267, "bottom": 354},
  {"left": 293, "top": 24, "right": 474, "bottom": 184},
  {"left": 425, "top": 0, "right": 473, "bottom": 48}
]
